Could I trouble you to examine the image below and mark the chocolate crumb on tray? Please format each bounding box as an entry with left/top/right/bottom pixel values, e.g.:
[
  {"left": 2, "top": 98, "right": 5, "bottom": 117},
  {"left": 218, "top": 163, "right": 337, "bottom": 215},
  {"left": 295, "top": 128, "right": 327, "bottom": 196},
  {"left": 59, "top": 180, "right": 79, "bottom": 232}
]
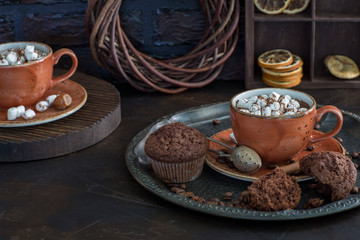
[
  {"left": 304, "top": 198, "right": 325, "bottom": 209},
  {"left": 212, "top": 119, "right": 221, "bottom": 125}
]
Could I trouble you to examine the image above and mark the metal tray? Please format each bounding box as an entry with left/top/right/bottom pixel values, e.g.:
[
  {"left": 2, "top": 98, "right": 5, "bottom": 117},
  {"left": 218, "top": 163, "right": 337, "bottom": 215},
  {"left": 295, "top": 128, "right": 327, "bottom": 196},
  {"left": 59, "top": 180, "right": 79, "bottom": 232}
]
[{"left": 125, "top": 102, "right": 360, "bottom": 220}]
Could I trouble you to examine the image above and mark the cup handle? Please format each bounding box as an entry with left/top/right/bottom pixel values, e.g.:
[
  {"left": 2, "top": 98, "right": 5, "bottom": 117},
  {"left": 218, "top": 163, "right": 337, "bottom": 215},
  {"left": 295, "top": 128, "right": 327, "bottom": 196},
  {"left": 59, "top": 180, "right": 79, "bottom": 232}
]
[
  {"left": 50, "top": 48, "right": 78, "bottom": 88},
  {"left": 309, "top": 105, "right": 343, "bottom": 143}
]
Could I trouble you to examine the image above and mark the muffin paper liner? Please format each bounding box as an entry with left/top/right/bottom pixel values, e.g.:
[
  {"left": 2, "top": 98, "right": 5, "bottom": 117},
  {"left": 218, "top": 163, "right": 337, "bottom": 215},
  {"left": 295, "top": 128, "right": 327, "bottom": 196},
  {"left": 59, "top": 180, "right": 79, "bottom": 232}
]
[{"left": 150, "top": 156, "right": 205, "bottom": 183}]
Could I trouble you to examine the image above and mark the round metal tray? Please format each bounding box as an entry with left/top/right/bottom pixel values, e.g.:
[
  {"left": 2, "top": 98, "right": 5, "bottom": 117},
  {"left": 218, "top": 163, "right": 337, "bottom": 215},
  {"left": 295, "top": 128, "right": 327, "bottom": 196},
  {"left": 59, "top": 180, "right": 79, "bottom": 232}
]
[{"left": 126, "top": 102, "right": 360, "bottom": 220}]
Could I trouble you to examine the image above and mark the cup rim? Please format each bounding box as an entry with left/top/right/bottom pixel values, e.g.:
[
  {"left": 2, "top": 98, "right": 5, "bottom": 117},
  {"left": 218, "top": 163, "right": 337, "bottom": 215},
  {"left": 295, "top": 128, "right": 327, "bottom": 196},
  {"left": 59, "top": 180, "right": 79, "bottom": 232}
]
[
  {"left": 0, "top": 41, "right": 53, "bottom": 68},
  {"left": 230, "top": 88, "right": 316, "bottom": 119}
]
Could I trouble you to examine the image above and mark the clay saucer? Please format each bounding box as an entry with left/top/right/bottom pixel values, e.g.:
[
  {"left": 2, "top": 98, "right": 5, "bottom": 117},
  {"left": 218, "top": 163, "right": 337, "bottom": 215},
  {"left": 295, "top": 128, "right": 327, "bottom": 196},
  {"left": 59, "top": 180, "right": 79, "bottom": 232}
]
[
  {"left": 0, "top": 79, "right": 87, "bottom": 127},
  {"left": 206, "top": 128, "right": 345, "bottom": 182}
]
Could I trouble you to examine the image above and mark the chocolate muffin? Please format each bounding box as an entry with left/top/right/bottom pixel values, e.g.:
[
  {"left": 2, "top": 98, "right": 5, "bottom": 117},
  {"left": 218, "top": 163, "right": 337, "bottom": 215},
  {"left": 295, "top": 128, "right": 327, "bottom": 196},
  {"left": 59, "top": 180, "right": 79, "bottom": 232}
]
[
  {"left": 299, "top": 151, "right": 357, "bottom": 202},
  {"left": 247, "top": 168, "right": 301, "bottom": 211},
  {"left": 145, "top": 122, "right": 208, "bottom": 183}
]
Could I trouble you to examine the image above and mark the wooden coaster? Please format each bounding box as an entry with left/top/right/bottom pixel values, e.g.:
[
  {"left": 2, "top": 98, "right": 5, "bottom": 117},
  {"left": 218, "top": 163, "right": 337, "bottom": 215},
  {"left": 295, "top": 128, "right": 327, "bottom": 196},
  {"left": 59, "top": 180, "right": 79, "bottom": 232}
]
[{"left": 0, "top": 71, "right": 121, "bottom": 162}]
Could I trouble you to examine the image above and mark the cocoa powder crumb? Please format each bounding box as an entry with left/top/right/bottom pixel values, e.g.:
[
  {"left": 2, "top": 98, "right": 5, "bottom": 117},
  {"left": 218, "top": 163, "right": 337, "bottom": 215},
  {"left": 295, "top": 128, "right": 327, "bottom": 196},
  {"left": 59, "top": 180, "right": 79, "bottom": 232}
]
[
  {"left": 209, "top": 197, "right": 220, "bottom": 202},
  {"left": 212, "top": 119, "right": 221, "bottom": 125},
  {"left": 266, "top": 163, "right": 278, "bottom": 169},
  {"left": 170, "top": 187, "right": 185, "bottom": 194},
  {"left": 184, "top": 192, "right": 194, "bottom": 198},
  {"left": 351, "top": 186, "right": 359, "bottom": 194},
  {"left": 304, "top": 198, "right": 325, "bottom": 209},
  {"left": 335, "top": 137, "right": 343, "bottom": 143},
  {"left": 306, "top": 145, "right": 315, "bottom": 151},
  {"left": 223, "top": 192, "right": 233, "bottom": 197}
]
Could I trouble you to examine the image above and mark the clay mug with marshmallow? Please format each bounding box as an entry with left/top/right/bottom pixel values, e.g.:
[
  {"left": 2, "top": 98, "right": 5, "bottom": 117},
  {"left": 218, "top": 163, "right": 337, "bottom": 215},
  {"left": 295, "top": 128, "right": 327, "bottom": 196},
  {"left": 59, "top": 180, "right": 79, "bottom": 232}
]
[
  {"left": 0, "top": 41, "right": 77, "bottom": 109},
  {"left": 230, "top": 88, "right": 343, "bottom": 164}
]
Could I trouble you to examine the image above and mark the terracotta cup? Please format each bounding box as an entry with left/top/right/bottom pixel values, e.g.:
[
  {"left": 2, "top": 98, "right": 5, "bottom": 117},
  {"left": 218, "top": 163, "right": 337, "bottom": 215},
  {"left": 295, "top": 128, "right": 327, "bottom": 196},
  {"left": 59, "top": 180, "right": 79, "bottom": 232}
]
[
  {"left": 0, "top": 41, "right": 78, "bottom": 109},
  {"left": 230, "top": 88, "right": 343, "bottom": 164}
]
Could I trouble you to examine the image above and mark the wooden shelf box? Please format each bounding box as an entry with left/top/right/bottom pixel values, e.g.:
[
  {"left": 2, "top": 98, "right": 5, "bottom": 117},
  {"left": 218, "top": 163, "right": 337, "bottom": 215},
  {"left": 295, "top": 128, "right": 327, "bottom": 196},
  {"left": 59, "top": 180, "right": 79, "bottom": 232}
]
[{"left": 245, "top": 0, "right": 360, "bottom": 89}]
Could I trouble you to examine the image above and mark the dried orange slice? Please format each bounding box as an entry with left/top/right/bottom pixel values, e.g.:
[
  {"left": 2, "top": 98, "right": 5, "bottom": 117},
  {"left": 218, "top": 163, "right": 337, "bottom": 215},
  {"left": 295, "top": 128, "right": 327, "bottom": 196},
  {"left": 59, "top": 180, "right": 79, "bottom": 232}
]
[
  {"left": 268, "top": 55, "right": 303, "bottom": 72},
  {"left": 263, "top": 76, "right": 301, "bottom": 88},
  {"left": 262, "top": 72, "right": 303, "bottom": 82},
  {"left": 262, "top": 66, "right": 302, "bottom": 77},
  {"left": 283, "top": 0, "right": 311, "bottom": 15},
  {"left": 254, "top": 0, "right": 291, "bottom": 15},
  {"left": 258, "top": 49, "right": 293, "bottom": 68},
  {"left": 324, "top": 55, "right": 360, "bottom": 79}
]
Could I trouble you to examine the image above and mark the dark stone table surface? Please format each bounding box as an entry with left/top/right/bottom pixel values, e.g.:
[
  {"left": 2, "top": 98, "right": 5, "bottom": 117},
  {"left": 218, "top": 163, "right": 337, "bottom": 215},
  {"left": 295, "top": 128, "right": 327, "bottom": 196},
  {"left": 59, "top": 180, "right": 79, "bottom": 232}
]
[{"left": 0, "top": 71, "right": 359, "bottom": 239}]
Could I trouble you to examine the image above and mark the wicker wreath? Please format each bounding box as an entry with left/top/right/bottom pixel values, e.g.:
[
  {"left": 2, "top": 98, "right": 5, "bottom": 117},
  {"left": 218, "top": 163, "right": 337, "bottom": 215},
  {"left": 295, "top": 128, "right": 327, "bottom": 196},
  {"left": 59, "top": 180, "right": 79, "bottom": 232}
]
[{"left": 85, "top": 0, "right": 240, "bottom": 93}]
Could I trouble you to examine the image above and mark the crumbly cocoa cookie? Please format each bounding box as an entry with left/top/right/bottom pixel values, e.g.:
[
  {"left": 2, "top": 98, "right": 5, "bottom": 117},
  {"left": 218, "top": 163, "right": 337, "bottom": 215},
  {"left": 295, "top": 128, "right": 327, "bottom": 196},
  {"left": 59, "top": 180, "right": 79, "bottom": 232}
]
[
  {"left": 300, "top": 151, "right": 357, "bottom": 202},
  {"left": 247, "top": 168, "right": 301, "bottom": 211}
]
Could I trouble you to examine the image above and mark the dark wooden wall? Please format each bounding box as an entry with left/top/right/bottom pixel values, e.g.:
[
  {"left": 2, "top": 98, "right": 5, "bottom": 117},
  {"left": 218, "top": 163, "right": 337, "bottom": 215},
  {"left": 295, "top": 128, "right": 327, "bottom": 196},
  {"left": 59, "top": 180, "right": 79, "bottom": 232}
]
[{"left": 0, "top": 0, "right": 245, "bottom": 86}]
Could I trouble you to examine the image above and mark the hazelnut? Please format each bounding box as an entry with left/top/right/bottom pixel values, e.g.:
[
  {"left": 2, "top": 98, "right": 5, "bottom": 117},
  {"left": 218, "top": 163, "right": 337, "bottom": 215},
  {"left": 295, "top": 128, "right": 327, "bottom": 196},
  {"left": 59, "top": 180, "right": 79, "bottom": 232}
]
[{"left": 54, "top": 93, "right": 72, "bottom": 110}]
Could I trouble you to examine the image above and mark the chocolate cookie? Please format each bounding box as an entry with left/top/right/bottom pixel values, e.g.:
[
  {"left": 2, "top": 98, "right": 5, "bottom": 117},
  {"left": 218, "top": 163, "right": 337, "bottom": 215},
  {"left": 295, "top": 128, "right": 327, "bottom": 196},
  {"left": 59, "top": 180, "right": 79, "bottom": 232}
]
[
  {"left": 247, "top": 168, "right": 301, "bottom": 211},
  {"left": 300, "top": 151, "right": 357, "bottom": 202}
]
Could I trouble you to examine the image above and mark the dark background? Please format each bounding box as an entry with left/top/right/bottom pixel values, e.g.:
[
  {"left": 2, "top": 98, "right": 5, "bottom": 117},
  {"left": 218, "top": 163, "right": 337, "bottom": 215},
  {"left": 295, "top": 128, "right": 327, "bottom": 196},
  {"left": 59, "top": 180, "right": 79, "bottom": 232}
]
[{"left": 0, "top": 0, "right": 245, "bottom": 86}]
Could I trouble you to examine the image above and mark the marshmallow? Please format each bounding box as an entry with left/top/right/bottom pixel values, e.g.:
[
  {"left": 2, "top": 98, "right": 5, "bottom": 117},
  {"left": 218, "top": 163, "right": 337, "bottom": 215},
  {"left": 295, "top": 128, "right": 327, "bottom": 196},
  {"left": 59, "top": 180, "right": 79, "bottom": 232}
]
[
  {"left": 249, "top": 103, "right": 260, "bottom": 112},
  {"left": 16, "top": 105, "right": 25, "bottom": 118},
  {"left": 7, "top": 107, "right": 18, "bottom": 121},
  {"left": 236, "top": 98, "right": 249, "bottom": 108},
  {"left": 22, "top": 109, "right": 36, "bottom": 120},
  {"left": 0, "top": 58, "right": 9, "bottom": 66},
  {"left": 262, "top": 106, "right": 272, "bottom": 116},
  {"left": 248, "top": 96, "right": 258, "bottom": 103},
  {"left": 46, "top": 95, "right": 58, "bottom": 106},
  {"left": 251, "top": 110, "right": 261, "bottom": 116},
  {"left": 298, "top": 108, "right": 308, "bottom": 112},
  {"left": 269, "top": 101, "right": 280, "bottom": 111},
  {"left": 284, "top": 95, "right": 292, "bottom": 100},
  {"left": 279, "top": 95, "right": 290, "bottom": 107},
  {"left": 239, "top": 109, "right": 250, "bottom": 113},
  {"left": 286, "top": 103, "right": 295, "bottom": 110},
  {"left": 6, "top": 51, "right": 18, "bottom": 65},
  {"left": 25, "top": 45, "right": 35, "bottom": 53},
  {"left": 269, "top": 92, "right": 280, "bottom": 101},
  {"left": 256, "top": 97, "right": 267, "bottom": 108},
  {"left": 36, "top": 101, "right": 49, "bottom": 112},
  {"left": 25, "top": 51, "right": 38, "bottom": 61},
  {"left": 271, "top": 110, "right": 282, "bottom": 117},
  {"left": 290, "top": 99, "right": 300, "bottom": 108},
  {"left": 261, "top": 94, "right": 269, "bottom": 99},
  {"left": 284, "top": 111, "right": 295, "bottom": 116}
]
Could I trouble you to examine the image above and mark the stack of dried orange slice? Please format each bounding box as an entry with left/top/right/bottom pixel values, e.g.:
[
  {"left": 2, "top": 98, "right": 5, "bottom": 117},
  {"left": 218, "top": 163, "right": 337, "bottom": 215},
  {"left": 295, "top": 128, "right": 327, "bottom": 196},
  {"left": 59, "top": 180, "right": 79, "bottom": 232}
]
[
  {"left": 254, "top": 0, "right": 311, "bottom": 15},
  {"left": 258, "top": 49, "right": 303, "bottom": 88}
]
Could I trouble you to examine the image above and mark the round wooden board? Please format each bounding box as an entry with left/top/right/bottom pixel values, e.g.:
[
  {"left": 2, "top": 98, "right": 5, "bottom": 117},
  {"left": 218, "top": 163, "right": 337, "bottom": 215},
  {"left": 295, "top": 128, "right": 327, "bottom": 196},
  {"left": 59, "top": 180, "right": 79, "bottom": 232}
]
[{"left": 0, "top": 71, "right": 121, "bottom": 162}]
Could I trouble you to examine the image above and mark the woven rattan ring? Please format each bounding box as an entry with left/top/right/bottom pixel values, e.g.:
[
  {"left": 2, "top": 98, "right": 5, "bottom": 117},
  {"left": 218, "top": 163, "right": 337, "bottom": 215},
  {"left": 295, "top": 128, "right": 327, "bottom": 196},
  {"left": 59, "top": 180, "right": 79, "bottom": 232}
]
[{"left": 85, "top": 0, "right": 240, "bottom": 93}]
